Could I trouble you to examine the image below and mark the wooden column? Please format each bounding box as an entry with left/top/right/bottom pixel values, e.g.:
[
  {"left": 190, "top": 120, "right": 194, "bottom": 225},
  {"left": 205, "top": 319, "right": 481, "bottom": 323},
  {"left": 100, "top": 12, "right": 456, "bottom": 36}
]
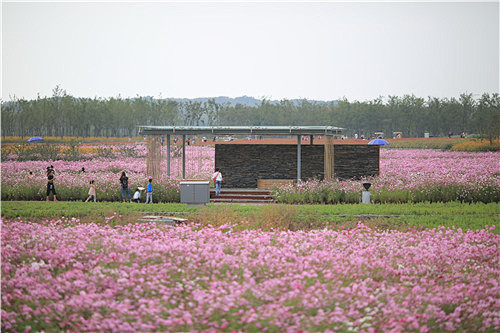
[
  {"left": 146, "top": 135, "right": 162, "bottom": 179},
  {"left": 324, "top": 134, "right": 334, "bottom": 179}
]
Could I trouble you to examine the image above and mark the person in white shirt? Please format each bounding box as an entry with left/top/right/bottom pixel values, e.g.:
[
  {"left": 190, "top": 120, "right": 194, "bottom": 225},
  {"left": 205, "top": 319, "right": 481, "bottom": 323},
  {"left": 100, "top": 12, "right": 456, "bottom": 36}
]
[
  {"left": 212, "top": 168, "right": 223, "bottom": 196},
  {"left": 133, "top": 188, "right": 141, "bottom": 203}
]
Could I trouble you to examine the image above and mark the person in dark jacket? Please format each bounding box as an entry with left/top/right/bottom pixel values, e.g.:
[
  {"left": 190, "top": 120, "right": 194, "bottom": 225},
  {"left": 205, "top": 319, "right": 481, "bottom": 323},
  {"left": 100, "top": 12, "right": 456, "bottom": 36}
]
[
  {"left": 46, "top": 169, "right": 58, "bottom": 202},
  {"left": 119, "top": 171, "right": 132, "bottom": 203}
]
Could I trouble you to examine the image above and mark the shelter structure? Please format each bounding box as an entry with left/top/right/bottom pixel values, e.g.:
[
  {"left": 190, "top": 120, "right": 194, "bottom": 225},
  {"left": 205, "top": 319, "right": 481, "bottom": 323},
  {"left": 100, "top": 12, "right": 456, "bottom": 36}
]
[
  {"left": 138, "top": 126, "right": 380, "bottom": 188},
  {"left": 137, "top": 126, "right": 343, "bottom": 182}
]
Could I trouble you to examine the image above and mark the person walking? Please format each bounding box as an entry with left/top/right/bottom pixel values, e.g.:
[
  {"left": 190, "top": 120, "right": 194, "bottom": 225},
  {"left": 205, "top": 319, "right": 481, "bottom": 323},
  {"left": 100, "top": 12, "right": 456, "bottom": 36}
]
[
  {"left": 85, "top": 180, "right": 96, "bottom": 202},
  {"left": 212, "top": 168, "right": 223, "bottom": 196},
  {"left": 46, "top": 169, "right": 58, "bottom": 202},
  {"left": 145, "top": 178, "right": 153, "bottom": 204},
  {"left": 119, "top": 171, "right": 132, "bottom": 203}
]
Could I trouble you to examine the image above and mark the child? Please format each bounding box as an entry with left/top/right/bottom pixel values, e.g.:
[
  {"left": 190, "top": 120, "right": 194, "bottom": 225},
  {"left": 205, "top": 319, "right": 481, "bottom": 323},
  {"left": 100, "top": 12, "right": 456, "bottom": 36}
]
[
  {"left": 85, "top": 180, "right": 96, "bottom": 202},
  {"left": 145, "top": 178, "right": 153, "bottom": 204},
  {"left": 133, "top": 188, "right": 141, "bottom": 203}
]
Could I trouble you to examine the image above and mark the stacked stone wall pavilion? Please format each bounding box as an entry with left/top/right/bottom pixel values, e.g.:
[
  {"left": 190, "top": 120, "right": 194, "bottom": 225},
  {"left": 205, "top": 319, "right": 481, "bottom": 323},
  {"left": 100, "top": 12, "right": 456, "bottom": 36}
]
[{"left": 216, "top": 144, "right": 379, "bottom": 188}]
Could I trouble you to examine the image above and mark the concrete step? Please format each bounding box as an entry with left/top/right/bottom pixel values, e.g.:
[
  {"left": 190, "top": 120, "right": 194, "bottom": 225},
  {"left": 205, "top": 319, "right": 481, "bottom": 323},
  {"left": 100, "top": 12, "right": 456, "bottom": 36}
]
[
  {"left": 210, "top": 194, "right": 274, "bottom": 200},
  {"left": 210, "top": 198, "right": 274, "bottom": 204},
  {"left": 210, "top": 189, "right": 273, "bottom": 196},
  {"left": 209, "top": 188, "right": 275, "bottom": 204}
]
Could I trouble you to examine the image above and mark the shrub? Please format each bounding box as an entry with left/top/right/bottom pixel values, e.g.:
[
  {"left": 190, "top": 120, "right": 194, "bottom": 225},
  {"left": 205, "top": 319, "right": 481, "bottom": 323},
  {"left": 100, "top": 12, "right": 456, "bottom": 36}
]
[
  {"left": 116, "top": 146, "right": 139, "bottom": 158},
  {"left": 62, "top": 140, "right": 83, "bottom": 161},
  {"left": 96, "top": 147, "right": 115, "bottom": 158},
  {"left": 387, "top": 138, "right": 467, "bottom": 150},
  {"left": 11, "top": 143, "right": 61, "bottom": 161},
  {"left": 450, "top": 139, "right": 500, "bottom": 152}
]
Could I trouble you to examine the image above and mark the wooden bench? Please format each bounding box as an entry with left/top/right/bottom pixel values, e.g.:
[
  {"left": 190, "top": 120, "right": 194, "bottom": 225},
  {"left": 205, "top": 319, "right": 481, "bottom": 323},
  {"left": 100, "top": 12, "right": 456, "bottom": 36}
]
[{"left": 257, "top": 179, "right": 296, "bottom": 189}]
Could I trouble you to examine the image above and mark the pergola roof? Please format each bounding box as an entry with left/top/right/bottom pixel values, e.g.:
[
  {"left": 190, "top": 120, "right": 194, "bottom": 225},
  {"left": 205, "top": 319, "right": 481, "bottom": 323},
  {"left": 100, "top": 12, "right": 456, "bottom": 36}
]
[{"left": 138, "top": 125, "right": 344, "bottom": 136}]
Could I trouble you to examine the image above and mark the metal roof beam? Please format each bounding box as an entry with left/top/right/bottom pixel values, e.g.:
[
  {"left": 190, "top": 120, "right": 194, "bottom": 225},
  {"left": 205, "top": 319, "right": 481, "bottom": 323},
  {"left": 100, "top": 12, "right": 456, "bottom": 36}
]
[{"left": 137, "top": 125, "right": 344, "bottom": 136}]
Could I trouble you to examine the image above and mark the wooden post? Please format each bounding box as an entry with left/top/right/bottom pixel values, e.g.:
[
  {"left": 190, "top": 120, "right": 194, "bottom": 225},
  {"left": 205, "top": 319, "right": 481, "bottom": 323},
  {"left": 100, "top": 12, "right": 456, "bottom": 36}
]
[
  {"left": 146, "top": 135, "right": 162, "bottom": 179},
  {"left": 324, "top": 134, "right": 334, "bottom": 179}
]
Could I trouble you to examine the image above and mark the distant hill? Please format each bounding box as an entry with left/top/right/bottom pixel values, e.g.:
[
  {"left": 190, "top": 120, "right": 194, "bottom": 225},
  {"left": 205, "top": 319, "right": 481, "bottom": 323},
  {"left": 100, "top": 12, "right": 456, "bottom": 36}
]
[
  {"left": 171, "top": 96, "right": 337, "bottom": 107},
  {"left": 1, "top": 95, "right": 337, "bottom": 107}
]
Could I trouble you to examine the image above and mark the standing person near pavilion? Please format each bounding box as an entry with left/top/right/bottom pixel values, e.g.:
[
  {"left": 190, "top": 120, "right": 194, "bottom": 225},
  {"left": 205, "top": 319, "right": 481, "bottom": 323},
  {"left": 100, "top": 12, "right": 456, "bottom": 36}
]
[{"left": 212, "top": 168, "right": 223, "bottom": 196}]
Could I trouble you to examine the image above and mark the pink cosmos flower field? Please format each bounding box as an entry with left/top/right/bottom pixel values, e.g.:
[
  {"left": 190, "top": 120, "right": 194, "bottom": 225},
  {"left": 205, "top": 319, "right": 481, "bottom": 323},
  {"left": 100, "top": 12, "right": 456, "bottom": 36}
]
[
  {"left": 2, "top": 147, "right": 499, "bottom": 203},
  {"left": 1, "top": 145, "right": 214, "bottom": 202},
  {"left": 2, "top": 219, "right": 499, "bottom": 332},
  {"left": 275, "top": 149, "right": 500, "bottom": 203},
  {"left": 2, "top": 146, "right": 499, "bottom": 331}
]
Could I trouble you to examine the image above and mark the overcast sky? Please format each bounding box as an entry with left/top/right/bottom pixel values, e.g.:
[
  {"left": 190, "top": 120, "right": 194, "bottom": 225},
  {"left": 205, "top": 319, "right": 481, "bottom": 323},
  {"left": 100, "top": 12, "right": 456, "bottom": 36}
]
[{"left": 2, "top": 1, "right": 499, "bottom": 101}]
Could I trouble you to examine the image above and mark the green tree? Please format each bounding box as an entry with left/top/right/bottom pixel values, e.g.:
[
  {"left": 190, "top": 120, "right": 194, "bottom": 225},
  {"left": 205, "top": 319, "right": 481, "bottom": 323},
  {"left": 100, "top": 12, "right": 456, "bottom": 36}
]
[{"left": 476, "top": 93, "right": 500, "bottom": 144}]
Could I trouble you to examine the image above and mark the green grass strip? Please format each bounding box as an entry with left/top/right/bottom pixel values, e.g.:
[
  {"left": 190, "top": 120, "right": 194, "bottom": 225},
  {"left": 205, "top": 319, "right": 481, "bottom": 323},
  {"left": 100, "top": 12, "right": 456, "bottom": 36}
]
[{"left": 2, "top": 201, "right": 498, "bottom": 234}]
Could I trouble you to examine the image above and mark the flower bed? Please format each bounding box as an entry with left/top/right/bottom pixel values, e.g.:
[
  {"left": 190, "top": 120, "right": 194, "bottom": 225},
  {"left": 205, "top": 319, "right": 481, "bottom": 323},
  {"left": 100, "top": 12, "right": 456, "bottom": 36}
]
[
  {"left": 2, "top": 148, "right": 499, "bottom": 203},
  {"left": 275, "top": 150, "right": 500, "bottom": 204},
  {"left": 2, "top": 219, "right": 499, "bottom": 332},
  {"left": 0, "top": 159, "right": 181, "bottom": 202},
  {"left": 1, "top": 146, "right": 214, "bottom": 202}
]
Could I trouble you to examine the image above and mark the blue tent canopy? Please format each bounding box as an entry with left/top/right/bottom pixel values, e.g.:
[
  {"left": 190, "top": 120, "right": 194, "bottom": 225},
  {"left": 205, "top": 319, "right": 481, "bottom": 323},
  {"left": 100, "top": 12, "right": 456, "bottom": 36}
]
[
  {"left": 368, "top": 139, "right": 389, "bottom": 145},
  {"left": 27, "top": 136, "right": 44, "bottom": 143}
]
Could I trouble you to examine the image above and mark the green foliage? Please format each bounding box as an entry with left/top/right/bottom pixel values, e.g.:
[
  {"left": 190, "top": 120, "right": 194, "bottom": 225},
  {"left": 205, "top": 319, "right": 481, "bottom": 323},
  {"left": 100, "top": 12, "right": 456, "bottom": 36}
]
[
  {"left": 1, "top": 201, "right": 196, "bottom": 220},
  {"left": 63, "top": 139, "right": 82, "bottom": 161},
  {"left": 388, "top": 139, "right": 466, "bottom": 150},
  {"left": 171, "top": 145, "right": 183, "bottom": 158},
  {"left": 2, "top": 88, "right": 498, "bottom": 140},
  {"left": 476, "top": 93, "right": 500, "bottom": 144},
  {"left": 116, "top": 146, "right": 139, "bottom": 158},
  {"left": 96, "top": 147, "right": 114, "bottom": 158},
  {"left": 9, "top": 143, "right": 60, "bottom": 161}
]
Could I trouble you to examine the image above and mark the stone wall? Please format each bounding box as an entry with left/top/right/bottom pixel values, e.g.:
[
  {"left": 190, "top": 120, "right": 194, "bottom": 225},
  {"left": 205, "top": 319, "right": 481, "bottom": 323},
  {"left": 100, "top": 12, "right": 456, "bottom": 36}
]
[
  {"left": 332, "top": 145, "right": 380, "bottom": 179},
  {"left": 215, "top": 144, "right": 379, "bottom": 188}
]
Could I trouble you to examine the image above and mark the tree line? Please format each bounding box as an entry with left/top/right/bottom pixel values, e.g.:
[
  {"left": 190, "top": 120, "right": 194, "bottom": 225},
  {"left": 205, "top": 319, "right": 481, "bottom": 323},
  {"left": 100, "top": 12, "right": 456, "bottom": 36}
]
[{"left": 2, "top": 86, "right": 499, "bottom": 142}]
